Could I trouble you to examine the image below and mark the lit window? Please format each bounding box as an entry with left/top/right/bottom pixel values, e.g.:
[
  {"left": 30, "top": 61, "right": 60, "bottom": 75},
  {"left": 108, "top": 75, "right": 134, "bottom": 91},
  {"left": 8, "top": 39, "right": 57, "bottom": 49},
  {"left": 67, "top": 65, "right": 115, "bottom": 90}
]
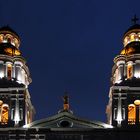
[
  {"left": 0, "top": 101, "right": 9, "bottom": 125},
  {"left": 124, "top": 36, "right": 129, "bottom": 46},
  {"left": 7, "top": 64, "right": 12, "bottom": 80},
  {"left": 130, "top": 34, "right": 135, "bottom": 42},
  {"left": 4, "top": 48, "right": 12, "bottom": 55},
  {"left": 128, "top": 104, "right": 136, "bottom": 125},
  {"left": 5, "top": 34, "right": 13, "bottom": 44},
  {"left": 1, "top": 104, "right": 9, "bottom": 125},
  {"left": 127, "top": 64, "right": 133, "bottom": 79},
  {"left": 15, "top": 49, "right": 21, "bottom": 56}
]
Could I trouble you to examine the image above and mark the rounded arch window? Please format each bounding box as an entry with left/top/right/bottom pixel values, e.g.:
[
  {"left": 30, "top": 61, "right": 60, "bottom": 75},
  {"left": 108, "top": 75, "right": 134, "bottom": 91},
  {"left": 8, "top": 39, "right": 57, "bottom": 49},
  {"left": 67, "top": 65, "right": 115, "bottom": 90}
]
[
  {"left": 58, "top": 120, "right": 73, "bottom": 128},
  {"left": 127, "top": 62, "right": 133, "bottom": 79},
  {"left": 128, "top": 104, "right": 136, "bottom": 125}
]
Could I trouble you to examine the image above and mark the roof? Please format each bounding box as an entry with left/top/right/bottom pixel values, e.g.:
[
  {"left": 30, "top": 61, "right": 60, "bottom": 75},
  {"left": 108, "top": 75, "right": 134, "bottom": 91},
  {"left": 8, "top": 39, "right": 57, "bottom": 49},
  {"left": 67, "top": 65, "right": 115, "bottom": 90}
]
[
  {"left": 0, "top": 26, "right": 19, "bottom": 38},
  {"left": 124, "top": 24, "right": 140, "bottom": 35},
  {"left": 25, "top": 110, "right": 113, "bottom": 129}
]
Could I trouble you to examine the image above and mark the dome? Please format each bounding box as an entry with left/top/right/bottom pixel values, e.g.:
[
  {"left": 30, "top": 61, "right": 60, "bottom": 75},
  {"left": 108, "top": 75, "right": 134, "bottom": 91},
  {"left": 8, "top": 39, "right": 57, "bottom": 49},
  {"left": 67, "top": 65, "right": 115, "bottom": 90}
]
[
  {"left": 0, "top": 26, "right": 20, "bottom": 48},
  {"left": 124, "top": 24, "right": 140, "bottom": 35},
  {"left": 121, "top": 16, "right": 140, "bottom": 55},
  {"left": 0, "top": 26, "right": 20, "bottom": 38}
]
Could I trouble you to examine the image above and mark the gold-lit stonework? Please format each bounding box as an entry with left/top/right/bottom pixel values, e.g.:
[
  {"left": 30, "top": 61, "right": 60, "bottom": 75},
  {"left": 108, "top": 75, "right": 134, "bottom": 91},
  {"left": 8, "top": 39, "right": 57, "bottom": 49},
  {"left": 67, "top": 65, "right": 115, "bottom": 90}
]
[
  {"left": 7, "top": 64, "right": 12, "bottom": 80},
  {"left": 120, "top": 46, "right": 135, "bottom": 55},
  {"left": 128, "top": 104, "right": 136, "bottom": 124},
  {"left": 0, "top": 100, "right": 9, "bottom": 125},
  {"left": 134, "top": 100, "right": 140, "bottom": 106},
  {"left": 123, "top": 32, "right": 140, "bottom": 47},
  {"left": 0, "top": 32, "right": 20, "bottom": 48},
  {"left": 4, "top": 48, "right": 21, "bottom": 56},
  {"left": 127, "top": 64, "right": 133, "bottom": 79}
]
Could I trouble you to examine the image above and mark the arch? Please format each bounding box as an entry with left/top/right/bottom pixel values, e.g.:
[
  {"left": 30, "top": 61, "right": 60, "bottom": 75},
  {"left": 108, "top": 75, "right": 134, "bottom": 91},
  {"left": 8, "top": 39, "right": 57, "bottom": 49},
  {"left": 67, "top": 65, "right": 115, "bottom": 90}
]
[
  {"left": 7, "top": 63, "right": 12, "bottom": 80},
  {"left": 127, "top": 63, "right": 133, "bottom": 79},
  {"left": 128, "top": 104, "right": 136, "bottom": 124}
]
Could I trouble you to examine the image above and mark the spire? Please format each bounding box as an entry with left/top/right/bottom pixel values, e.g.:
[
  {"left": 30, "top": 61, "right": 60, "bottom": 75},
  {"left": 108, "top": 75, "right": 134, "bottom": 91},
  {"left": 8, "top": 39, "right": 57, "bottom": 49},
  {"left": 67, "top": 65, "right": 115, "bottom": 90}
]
[
  {"left": 131, "top": 14, "right": 139, "bottom": 25},
  {"left": 63, "top": 91, "right": 69, "bottom": 111}
]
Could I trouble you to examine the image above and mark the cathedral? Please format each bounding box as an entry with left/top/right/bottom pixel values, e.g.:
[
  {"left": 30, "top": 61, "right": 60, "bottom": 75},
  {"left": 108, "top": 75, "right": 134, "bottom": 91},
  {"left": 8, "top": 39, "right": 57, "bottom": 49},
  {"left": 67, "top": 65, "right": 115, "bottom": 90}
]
[{"left": 0, "top": 18, "right": 140, "bottom": 139}]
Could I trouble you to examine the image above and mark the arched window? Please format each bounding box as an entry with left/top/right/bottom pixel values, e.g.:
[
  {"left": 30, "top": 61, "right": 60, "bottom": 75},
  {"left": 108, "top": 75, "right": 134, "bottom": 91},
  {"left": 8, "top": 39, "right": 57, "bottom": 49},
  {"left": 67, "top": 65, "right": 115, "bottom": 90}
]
[
  {"left": 130, "top": 33, "right": 135, "bottom": 42},
  {"left": 127, "top": 63, "right": 133, "bottom": 79},
  {"left": 1, "top": 104, "right": 9, "bottom": 125},
  {"left": 0, "top": 100, "right": 9, "bottom": 125},
  {"left": 124, "top": 36, "right": 130, "bottom": 46},
  {"left": 7, "top": 63, "right": 12, "bottom": 80},
  {"left": 128, "top": 104, "right": 136, "bottom": 124}
]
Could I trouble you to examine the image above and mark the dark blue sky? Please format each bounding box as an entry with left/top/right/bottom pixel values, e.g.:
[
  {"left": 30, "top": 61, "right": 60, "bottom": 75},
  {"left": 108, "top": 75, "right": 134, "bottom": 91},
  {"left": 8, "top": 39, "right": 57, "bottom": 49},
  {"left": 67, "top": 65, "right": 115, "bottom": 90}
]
[{"left": 0, "top": 0, "right": 140, "bottom": 122}]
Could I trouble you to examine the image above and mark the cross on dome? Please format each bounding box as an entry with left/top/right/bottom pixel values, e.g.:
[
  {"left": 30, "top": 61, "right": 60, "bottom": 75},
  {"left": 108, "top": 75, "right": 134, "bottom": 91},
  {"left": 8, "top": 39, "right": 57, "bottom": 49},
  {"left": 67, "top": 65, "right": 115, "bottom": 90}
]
[{"left": 131, "top": 15, "right": 139, "bottom": 25}]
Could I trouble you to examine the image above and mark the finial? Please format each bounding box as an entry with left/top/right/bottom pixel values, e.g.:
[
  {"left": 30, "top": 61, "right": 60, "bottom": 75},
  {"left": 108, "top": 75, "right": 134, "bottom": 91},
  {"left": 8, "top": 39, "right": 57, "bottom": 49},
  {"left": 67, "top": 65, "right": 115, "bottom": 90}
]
[
  {"left": 63, "top": 91, "right": 69, "bottom": 111},
  {"left": 131, "top": 14, "right": 139, "bottom": 25}
]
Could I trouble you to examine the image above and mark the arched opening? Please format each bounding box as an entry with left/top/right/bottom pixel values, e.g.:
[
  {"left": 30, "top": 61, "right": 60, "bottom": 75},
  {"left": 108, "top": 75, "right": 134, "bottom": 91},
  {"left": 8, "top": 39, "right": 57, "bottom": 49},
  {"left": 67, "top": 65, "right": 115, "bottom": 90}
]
[
  {"left": 0, "top": 101, "right": 9, "bottom": 125},
  {"left": 127, "top": 63, "right": 133, "bottom": 79},
  {"left": 7, "top": 63, "right": 12, "bottom": 80},
  {"left": 128, "top": 104, "right": 136, "bottom": 124},
  {"left": 1, "top": 104, "right": 9, "bottom": 125}
]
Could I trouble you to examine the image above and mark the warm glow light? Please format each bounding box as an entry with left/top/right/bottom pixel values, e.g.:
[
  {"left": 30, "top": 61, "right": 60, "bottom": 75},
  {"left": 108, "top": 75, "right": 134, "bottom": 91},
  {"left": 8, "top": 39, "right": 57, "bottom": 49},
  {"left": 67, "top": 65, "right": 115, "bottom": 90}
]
[
  {"left": 0, "top": 33, "right": 20, "bottom": 48},
  {"left": 7, "top": 63, "right": 12, "bottom": 80},
  {"left": 128, "top": 104, "right": 136, "bottom": 124},
  {"left": 130, "top": 34, "right": 135, "bottom": 41},
  {"left": 134, "top": 100, "right": 140, "bottom": 105},
  {"left": 4, "top": 48, "right": 21, "bottom": 56},
  {"left": 124, "top": 32, "right": 140, "bottom": 47},
  {"left": 127, "top": 63, "right": 133, "bottom": 79},
  {"left": 1, "top": 104, "right": 9, "bottom": 125}
]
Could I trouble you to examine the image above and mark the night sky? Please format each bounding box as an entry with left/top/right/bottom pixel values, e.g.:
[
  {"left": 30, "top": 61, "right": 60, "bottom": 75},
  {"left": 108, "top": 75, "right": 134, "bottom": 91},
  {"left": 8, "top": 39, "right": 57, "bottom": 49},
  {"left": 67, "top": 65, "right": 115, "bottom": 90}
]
[{"left": 0, "top": 0, "right": 140, "bottom": 123}]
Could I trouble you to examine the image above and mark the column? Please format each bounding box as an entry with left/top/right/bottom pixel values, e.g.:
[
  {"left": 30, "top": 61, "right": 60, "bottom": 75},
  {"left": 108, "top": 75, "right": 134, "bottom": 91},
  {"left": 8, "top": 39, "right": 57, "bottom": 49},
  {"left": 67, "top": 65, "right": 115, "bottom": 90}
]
[
  {"left": 14, "top": 94, "right": 20, "bottom": 126},
  {"left": 116, "top": 93, "right": 122, "bottom": 127}
]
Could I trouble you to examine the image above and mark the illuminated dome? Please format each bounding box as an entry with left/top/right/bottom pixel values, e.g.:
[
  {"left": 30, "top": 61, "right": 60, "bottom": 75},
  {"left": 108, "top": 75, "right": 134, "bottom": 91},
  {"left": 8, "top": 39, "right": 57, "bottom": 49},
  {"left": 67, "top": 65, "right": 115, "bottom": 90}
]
[
  {"left": 123, "top": 24, "right": 140, "bottom": 48},
  {"left": 0, "top": 26, "right": 21, "bottom": 56},
  {"left": 120, "top": 18, "right": 140, "bottom": 55},
  {"left": 0, "top": 26, "right": 20, "bottom": 48}
]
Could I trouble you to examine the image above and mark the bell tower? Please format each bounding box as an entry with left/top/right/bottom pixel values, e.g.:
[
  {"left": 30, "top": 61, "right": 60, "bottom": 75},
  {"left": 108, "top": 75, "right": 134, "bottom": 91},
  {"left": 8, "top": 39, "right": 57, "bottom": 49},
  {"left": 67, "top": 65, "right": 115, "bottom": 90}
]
[
  {"left": 0, "top": 26, "right": 34, "bottom": 127},
  {"left": 106, "top": 16, "right": 140, "bottom": 127}
]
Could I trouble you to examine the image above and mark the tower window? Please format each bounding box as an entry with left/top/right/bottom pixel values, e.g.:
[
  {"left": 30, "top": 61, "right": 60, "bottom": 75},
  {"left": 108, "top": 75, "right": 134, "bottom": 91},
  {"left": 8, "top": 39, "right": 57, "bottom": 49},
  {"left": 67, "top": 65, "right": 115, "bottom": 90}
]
[
  {"left": 0, "top": 100, "right": 9, "bottom": 125},
  {"left": 1, "top": 104, "right": 9, "bottom": 125},
  {"left": 127, "top": 64, "right": 133, "bottom": 79},
  {"left": 7, "top": 64, "right": 12, "bottom": 80},
  {"left": 128, "top": 104, "right": 136, "bottom": 125},
  {"left": 130, "top": 33, "right": 135, "bottom": 42}
]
